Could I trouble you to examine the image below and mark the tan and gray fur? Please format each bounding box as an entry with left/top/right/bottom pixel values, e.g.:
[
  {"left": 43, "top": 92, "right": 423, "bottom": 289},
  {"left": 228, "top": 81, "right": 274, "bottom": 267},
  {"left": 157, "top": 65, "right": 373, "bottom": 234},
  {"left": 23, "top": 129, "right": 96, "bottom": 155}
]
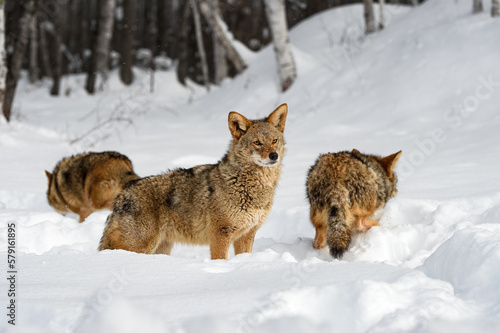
[
  {"left": 46, "top": 151, "right": 139, "bottom": 222},
  {"left": 99, "top": 104, "right": 288, "bottom": 259},
  {"left": 306, "top": 149, "right": 402, "bottom": 258}
]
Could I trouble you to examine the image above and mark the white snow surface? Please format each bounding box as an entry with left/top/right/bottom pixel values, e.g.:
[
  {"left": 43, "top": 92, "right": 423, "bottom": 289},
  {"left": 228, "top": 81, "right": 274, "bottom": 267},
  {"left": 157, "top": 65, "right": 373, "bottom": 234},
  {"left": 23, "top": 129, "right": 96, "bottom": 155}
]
[{"left": 1, "top": 1, "right": 500, "bottom": 332}]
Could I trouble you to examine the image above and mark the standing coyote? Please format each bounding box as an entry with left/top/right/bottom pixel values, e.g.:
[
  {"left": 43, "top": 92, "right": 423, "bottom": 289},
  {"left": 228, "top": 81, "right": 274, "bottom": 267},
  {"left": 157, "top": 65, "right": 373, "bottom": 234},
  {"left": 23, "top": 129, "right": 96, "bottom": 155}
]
[
  {"left": 99, "top": 104, "right": 288, "bottom": 259},
  {"left": 306, "top": 149, "right": 402, "bottom": 258},
  {"left": 45, "top": 152, "right": 139, "bottom": 222}
]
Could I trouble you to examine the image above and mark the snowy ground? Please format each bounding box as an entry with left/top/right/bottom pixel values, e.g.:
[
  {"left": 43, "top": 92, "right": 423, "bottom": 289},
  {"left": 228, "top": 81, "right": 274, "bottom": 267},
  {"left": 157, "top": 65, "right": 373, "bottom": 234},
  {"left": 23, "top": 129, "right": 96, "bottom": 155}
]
[{"left": 1, "top": 1, "right": 500, "bottom": 332}]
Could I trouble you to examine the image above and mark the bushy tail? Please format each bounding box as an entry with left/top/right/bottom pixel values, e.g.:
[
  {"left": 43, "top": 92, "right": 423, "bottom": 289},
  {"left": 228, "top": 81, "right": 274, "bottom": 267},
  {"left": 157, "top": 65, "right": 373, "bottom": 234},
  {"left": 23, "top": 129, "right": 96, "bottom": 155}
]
[{"left": 326, "top": 205, "right": 352, "bottom": 258}]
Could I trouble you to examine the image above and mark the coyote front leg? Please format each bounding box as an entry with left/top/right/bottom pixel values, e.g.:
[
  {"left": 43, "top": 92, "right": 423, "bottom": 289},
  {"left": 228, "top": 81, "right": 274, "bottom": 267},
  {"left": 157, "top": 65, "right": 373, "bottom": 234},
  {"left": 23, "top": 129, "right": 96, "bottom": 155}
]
[
  {"left": 210, "top": 225, "right": 238, "bottom": 259},
  {"left": 234, "top": 226, "right": 259, "bottom": 255}
]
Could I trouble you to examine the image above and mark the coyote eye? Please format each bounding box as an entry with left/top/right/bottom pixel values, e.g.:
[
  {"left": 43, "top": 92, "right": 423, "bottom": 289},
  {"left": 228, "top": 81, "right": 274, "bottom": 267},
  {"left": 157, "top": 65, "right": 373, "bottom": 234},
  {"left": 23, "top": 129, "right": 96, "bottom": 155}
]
[
  {"left": 272, "top": 139, "right": 278, "bottom": 144},
  {"left": 253, "top": 140, "right": 262, "bottom": 146}
]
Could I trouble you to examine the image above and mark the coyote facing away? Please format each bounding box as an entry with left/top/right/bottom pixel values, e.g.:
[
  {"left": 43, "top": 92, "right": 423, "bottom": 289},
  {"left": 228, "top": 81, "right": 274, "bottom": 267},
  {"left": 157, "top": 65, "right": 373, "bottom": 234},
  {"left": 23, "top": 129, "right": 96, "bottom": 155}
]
[
  {"left": 307, "top": 149, "right": 402, "bottom": 258},
  {"left": 46, "top": 151, "right": 139, "bottom": 222}
]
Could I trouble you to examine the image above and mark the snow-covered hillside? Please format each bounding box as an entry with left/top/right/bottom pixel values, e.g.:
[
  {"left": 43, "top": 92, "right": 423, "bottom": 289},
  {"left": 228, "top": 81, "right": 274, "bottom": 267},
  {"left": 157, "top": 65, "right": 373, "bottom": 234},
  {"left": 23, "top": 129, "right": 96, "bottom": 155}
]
[{"left": 1, "top": 1, "right": 500, "bottom": 332}]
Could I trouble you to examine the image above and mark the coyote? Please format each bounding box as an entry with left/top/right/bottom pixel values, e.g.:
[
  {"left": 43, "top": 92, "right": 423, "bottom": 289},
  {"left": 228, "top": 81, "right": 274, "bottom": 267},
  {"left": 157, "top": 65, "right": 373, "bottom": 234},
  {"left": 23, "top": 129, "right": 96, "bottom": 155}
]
[
  {"left": 99, "top": 104, "right": 288, "bottom": 259},
  {"left": 45, "top": 151, "right": 139, "bottom": 222},
  {"left": 306, "top": 149, "right": 402, "bottom": 258}
]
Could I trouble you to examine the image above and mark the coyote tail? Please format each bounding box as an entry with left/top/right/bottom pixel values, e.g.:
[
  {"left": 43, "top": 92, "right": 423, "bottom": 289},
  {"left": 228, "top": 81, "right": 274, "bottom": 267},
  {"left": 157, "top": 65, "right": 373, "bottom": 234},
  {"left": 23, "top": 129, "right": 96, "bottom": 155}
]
[{"left": 326, "top": 204, "right": 351, "bottom": 258}]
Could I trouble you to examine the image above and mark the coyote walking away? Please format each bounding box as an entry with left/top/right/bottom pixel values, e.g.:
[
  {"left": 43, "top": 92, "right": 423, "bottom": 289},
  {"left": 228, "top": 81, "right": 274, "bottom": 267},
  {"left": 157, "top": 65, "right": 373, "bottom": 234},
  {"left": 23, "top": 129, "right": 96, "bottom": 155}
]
[
  {"left": 306, "top": 149, "right": 402, "bottom": 258},
  {"left": 99, "top": 104, "right": 288, "bottom": 259},
  {"left": 45, "top": 151, "right": 139, "bottom": 222}
]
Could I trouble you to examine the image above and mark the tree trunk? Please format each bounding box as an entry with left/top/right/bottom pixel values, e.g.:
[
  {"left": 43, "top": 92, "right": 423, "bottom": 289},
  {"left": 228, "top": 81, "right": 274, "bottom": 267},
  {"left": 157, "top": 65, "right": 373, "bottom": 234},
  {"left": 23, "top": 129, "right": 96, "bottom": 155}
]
[
  {"left": 165, "top": 0, "right": 181, "bottom": 59},
  {"left": 85, "top": 0, "right": 116, "bottom": 94},
  {"left": 39, "top": 19, "right": 52, "bottom": 78},
  {"left": 28, "top": 14, "right": 38, "bottom": 83},
  {"left": 191, "top": 0, "right": 209, "bottom": 90},
  {"left": 379, "top": 0, "right": 386, "bottom": 30},
  {"left": 492, "top": 0, "right": 500, "bottom": 16},
  {"left": 148, "top": 0, "right": 157, "bottom": 92},
  {"left": 0, "top": 0, "right": 7, "bottom": 116},
  {"left": 3, "top": 0, "right": 36, "bottom": 122},
  {"left": 263, "top": 0, "right": 296, "bottom": 92},
  {"left": 176, "top": 0, "right": 191, "bottom": 85},
  {"left": 199, "top": 0, "right": 247, "bottom": 74},
  {"left": 210, "top": 0, "right": 227, "bottom": 85},
  {"left": 50, "top": 0, "right": 62, "bottom": 96},
  {"left": 363, "top": 0, "right": 376, "bottom": 34},
  {"left": 473, "top": 0, "right": 484, "bottom": 13},
  {"left": 120, "top": 0, "right": 134, "bottom": 85},
  {"left": 156, "top": 0, "right": 166, "bottom": 55}
]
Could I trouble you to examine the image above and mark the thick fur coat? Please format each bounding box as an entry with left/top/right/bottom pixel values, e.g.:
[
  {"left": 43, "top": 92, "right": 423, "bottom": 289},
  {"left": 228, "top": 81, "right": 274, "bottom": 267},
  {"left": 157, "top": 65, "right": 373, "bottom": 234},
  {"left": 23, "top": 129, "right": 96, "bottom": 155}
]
[
  {"left": 306, "top": 149, "right": 402, "bottom": 258},
  {"left": 99, "top": 104, "right": 288, "bottom": 259}
]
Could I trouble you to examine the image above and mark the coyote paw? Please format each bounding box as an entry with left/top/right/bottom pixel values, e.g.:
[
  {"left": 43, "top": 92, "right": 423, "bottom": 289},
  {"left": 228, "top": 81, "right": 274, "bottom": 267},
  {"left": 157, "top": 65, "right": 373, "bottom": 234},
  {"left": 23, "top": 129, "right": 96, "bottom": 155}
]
[
  {"left": 313, "top": 237, "right": 326, "bottom": 249},
  {"left": 356, "top": 219, "right": 380, "bottom": 232}
]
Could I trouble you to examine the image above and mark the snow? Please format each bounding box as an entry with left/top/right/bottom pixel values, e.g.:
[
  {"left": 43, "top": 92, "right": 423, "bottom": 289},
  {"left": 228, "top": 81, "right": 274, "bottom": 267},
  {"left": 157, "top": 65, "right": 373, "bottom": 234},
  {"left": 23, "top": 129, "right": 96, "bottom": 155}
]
[{"left": 1, "top": 1, "right": 500, "bottom": 332}]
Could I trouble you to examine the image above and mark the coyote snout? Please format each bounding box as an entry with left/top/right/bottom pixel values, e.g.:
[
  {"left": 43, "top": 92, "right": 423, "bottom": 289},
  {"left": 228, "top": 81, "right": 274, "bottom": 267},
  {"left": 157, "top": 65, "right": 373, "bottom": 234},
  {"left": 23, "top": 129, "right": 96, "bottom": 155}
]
[{"left": 253, "top": 149, "right": 280, "bottom": 167}]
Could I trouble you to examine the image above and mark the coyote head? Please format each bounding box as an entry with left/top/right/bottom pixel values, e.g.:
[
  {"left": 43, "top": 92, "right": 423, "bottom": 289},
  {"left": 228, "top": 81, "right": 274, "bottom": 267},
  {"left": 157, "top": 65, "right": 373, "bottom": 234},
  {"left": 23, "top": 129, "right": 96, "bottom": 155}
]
[
  {"left": 45, "top": 170, "right": 70, "bottom": 215},
  {"left": 228, "top": 104, "right": 288, "bottom": 167}
]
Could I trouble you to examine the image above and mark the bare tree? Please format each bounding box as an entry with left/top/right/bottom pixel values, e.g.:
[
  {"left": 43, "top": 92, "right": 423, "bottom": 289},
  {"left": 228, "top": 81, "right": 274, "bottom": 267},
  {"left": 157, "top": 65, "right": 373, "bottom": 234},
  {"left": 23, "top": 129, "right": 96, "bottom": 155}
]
[
  {"left": 28, "top": 14, "right": 38, "bottom": 83},
  {"left": 85, "top": 0, "right": 116, "bottom": 94},
  {"left": 120, "top": 0, "right": 135, "bottom": 85},
  {"left": 363, "top": 0, "right": 376, "bottom": 34},
  {"left": 50, "top": 0, "right": 62, "bottom": 96},
  {"left": 147, "top": 0, "right": 157, "bottom": 92},
  {"left": 3, "top": 0, "right": 37, "bottom": 122},
  {"left": 473, "top": 0, "right": 484, "bottom": 13},
  {"left": 191, "top": 0, "right": 209, "bottom": 90},
  {"left": 493, "top": 0, "right": 500, "bottom": 16},
  {"left": 263, "top": 0, "right": 296, "bottom": 92},
  {"left": 379, "top": 0, "right": 386, "bottom": 30},
  {"left": 199, "top": 0, "right": 246, "bottom": 74},
  {"left": 0, "top": 0, "right": 6, "bottom": 115},
  {"left": 176, "top": 1, "right": 192, "bottom": 85},
  {"left": 210, "top": 0, "right": 227, "bottom": 85},
  {"left": 38, "top": 18, "right": 52, "bottom": 79}
]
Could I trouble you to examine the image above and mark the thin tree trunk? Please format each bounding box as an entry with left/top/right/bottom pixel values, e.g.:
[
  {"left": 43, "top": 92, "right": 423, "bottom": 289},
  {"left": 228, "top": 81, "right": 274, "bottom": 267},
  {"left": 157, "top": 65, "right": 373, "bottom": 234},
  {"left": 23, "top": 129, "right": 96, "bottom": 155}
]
[
  {"left": 39, "top": 19, "right": 52, "bottom": 78},
  {"left": 263, "top": 0, "right": 296, "bottom": 92},
  {"left": 191, "top": 0, "right": 209, "bottom": 90},
  {"left": 29, "top": 14, "right": 38, "bottom": 83},
  {"left": 473, "top": 0, "right": 484, "bottom": 13},
  {"left": 210, "top": 0, "right": 227, "bottom": 85},
  {"left": 492, "top": 0, "right": 500, "bottom": 16},
  {"left": 148, "top": 0, "right": 157, "bottom": 92},
  {"left": 85, "top": 0, "right": 116, "bottom": 94},
  {"left": 166, "top": 0, "right": 180, "bottom": 59},
  {"left": 50, "top": 0, "right": 62, "bottom": 96},
  {"left": 120, "top": 0, "right": 134, "bottom": 85},
  {"left": 379, "top": 0, "right": 386, "bottom": 30},
  {"left": 156, "top": 0, "right": 166, "bottom": 55},
  {"left": 0, "top": 0, "right": 7, "bottom": 116},
  {"left": 3, "top": 0, "right": 36, "bottom": 122},
  {"left": 363, "top": 0, "right": 376, "bottom": 34},
  {"left": 199, "top": 0, "right": 246, "bottom": 74},
  {"left": 176, "top": 0, "right": 191, "bottom": 85}
]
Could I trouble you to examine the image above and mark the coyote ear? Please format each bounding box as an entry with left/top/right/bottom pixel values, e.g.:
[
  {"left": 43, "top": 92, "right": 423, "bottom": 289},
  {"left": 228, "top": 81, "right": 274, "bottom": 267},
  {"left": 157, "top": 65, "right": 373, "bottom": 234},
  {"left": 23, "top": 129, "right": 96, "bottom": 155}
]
[
  {"left": 267, "top": 103, "right": 288, "bottom": 133},
  {"left": 352, "top": 149, "right": 361, "bottom": 155},
  {"left": 228, "top": 111, "right": 253, "bottom": 140},
  {"left": 45, "top": 170, "right": 52, "bottom": 183},
  {"left": 380, "top": 151, "right": 402, "bottom": 177}
]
